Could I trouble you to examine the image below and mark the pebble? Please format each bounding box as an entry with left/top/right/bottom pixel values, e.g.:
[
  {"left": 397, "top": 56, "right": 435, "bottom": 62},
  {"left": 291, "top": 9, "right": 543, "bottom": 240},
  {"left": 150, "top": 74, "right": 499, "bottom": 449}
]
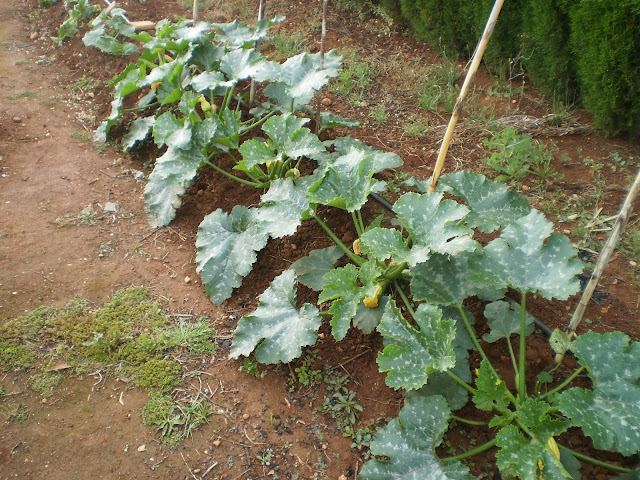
[
  {"left": 12, "top": 117, "right": 21, "bottom": 123},
  {"left": 184, "top": 276, "right": 191, "bottom": 284},
  {"left": 212, "top": 440, "right": 221, "bottom": 447},
  {"left": 630, "top": 260, "right": 638, "bottom": 267},
  {"left": 103, "top": 202, "right": 117, "bottom": 213},
  {"left": 242, "top": 413, "right": 250, "bottom": 420},
  {"left": 321, "top": 97, "right": 332, "bottom": 106},
  {"left": 137, "top": 445, "right": 147, "bottom": 452},
  {"left": 359, "top": 101, "right": 369, "bottom": 107}
]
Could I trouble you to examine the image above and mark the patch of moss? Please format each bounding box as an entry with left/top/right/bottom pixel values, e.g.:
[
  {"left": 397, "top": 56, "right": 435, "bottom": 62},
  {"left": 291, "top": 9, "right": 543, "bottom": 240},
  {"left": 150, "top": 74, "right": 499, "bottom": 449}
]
[
  {"left": 29, "top": 371, "right": 62, "bottom": 397},
  {"left": 132, "top": 358, "right": 181, "bottom": 392},
  {"left": 1, "top": 403, "right": 29, "bottom": 422},
  {"left": 0, "top": 342, "right": 36, "bottom": 371},
  {"left": 116, "top": 334, "right": 159, "bottom": 365},
  {"left": 0, "top": 307, "right": 55, "bottom": 341},
  {"left": 155, "top": 319, "right": 217, "bottom": 354},
  {"left": 94, "top": 286, "right": 167, "bottom": 330}
]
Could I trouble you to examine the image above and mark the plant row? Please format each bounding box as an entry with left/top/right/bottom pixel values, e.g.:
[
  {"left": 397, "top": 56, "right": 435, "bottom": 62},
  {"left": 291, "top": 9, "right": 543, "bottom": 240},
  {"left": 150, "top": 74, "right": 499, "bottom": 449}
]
[{"left": 47, "top": 2, "right": 640, "bottom": 478}]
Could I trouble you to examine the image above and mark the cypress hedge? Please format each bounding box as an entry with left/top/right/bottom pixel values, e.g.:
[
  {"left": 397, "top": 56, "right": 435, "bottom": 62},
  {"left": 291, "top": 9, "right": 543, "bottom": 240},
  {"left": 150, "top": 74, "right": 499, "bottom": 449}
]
[{"left": 384, "top": 0, "right": 640, "bottom": 139}]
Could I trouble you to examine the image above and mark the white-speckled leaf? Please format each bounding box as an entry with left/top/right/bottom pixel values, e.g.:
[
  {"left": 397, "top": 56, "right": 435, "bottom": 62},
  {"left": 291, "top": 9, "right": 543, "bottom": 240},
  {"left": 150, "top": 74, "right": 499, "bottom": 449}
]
[
  {"left": 558, "top": 332, "right": 640, "bottom": 456},
  {"left": 290, "top": 246, "right": 343, "bottom": 291},
  {"left": 331, "top": 137, "right": 402, "bottom": 172},
  {"left": 122, "top": 116, "right": 155, "bottom": 150},
  {"left": 359, "top": 395, "right": 474, "bottom": 480},
  {"left": 469, "top": 210, "right": 583, "bottom": 299},
  {"left": 261, "top": 114, "right": 326, "bottom": 160},
  {"left": 144, "top": 146, "right": 205, "bottom": 228},
  {"left": 229, "top": 269, "right": 321, "bottom": 364},
  {"left": 438, "top": 171, "right": 531, "bottom": 233},
  {"left": 496, "top": 425, "right": 572, "bottom": 480},
  {"left": 254, "top": 178, "right": 309, "bottom": 238},
  {"left": 359, "top": 227, "right": 409, "bottom": 263},
  {"left": 196, "top": 206, "right": 269, "bottom": 305},
  {"left": 393, "top": 192, "right": 477, "bottom": 266},
  {"left": 410, "top": 252, "right": 480, "bottom": 306},
  {"left": 483, "top": 300, "right": 534, "bottom": 343},
  {"left": 377, "top": 301, "right": 456, "bottom": 391},
  {"left": 308, "top": 148, "right": 384, "bottom": 212}
]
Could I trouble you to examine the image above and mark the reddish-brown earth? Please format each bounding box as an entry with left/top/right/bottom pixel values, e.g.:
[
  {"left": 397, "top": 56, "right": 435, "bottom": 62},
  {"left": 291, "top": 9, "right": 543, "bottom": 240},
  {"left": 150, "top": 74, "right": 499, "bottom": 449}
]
[{"left": 1, "top": 0, "right": 639, "bottom": 479}]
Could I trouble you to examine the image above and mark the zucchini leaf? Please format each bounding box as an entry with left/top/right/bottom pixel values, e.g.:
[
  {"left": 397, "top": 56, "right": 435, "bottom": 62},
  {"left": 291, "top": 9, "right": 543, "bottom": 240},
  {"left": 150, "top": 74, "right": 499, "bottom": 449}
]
[
  {"left": 359, "top": 395, "right": 474, "bottom": 480},
  {"left": 482, "top": 300, "right": 534, "bottom": 343},
  {"left": 254, "top": 178, "right": 309, "bottom": 238},
  {"left": 319, "top": 261, "right": 383, "bottom": 340},
  {"left": 377, "top": 301, "right": 456, "bottom": 391},
  {"left": 438, "top": 171, "right": 531, "bottom": 233},
  {"left": 470, "top": 210, "right": 583, "bottom": 300},
  {"left": 308, "top": 148, "right": 384, "bottom": 212},
  {"left": 393, "top": 192, "right": 478, "bottom": 265},
  {"left": 558, "top": 332, "right": 640, "bottom": 456},
  {"left": 496, "top": 425, "right": 572, "bottom": 480},
  {"left": 410, "top": 252, "right": 480, "bottom": 306},
  {"left": 230, "top": 270, "right": 321, "bottom": 364},
  {"left": 144, "top": 146, "right": 205, "bottom": 228},
  {"left": 290, "top": 246, "right": 343, "bottom": 291},
  {"left": 196, "top": 206, "right": 269, "bottom": 305}
]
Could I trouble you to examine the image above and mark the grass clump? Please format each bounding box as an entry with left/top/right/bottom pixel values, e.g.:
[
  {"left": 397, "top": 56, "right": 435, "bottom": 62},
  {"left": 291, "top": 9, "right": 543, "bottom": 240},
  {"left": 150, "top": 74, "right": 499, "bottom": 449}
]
[
  {"left": 30, "top": 371, "right": 62, "bottom": 397},
  {"left": 1, "top": 403, "right": 29, "bottom": 422},
  {"left": 141, "top": 394, "right": 213, "bottom": 447},
  {"left": 0, "top": 342, "right": 35, "bottom": 371}
]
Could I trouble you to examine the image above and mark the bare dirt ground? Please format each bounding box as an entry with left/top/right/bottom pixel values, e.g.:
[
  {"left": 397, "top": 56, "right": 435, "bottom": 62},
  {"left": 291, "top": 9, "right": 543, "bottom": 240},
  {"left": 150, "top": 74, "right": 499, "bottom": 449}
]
[{"left": 1, "top": 0, "right": 639, "bottom": 479}]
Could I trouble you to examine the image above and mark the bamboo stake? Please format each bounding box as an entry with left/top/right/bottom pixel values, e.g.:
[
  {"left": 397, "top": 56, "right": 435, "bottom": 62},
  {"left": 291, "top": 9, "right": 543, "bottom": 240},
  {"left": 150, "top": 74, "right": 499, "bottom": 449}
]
[
  {"left": 193, "top": 0, "right": 199, "bottom": 23},
  {"left": 314, "top": 0, "right": 329, "bottom": 134},
  {"left": 249, "top": 0, "right": 267, "bottom": 106},
  {"left": 428, "top": 0, "right": 506, "bottom": 193},
  {"left": 568, "top": 167, "right": 640, "bottom": 334}
]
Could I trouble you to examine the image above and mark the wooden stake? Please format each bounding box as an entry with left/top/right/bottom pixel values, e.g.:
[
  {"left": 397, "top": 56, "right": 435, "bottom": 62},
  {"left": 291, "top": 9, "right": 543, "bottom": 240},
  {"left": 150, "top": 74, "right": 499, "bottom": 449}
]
[
  {"left": 193, "top": 0, "right": 199, "bottom": 23},
  {"left": 249, "top": 0, "right": 267, "bottom": 106},
  {"left": 568, "top": 167, "right": 640, "bottom": 334},
  {"left": 314, "top": 0, "right": 329, "bottom": 134},
  {"left": 428, "top": 0, "right": 505, "bottom": 193}
]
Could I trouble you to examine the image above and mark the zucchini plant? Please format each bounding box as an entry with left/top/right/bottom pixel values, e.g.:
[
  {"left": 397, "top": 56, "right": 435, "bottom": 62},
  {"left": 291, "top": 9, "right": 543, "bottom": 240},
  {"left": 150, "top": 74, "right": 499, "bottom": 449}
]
[{"left": 231, "top": 170, "right": 640, "bottom": 478}]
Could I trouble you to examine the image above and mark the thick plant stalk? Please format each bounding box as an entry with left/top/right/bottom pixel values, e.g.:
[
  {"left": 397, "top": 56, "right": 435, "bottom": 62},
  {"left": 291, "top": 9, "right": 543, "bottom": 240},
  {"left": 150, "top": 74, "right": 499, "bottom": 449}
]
[
  {"left": 249, "top": 0, "right": 267, "bottom": 105},
  {"left": 568, "top": 167, "right": 640, "bottom": 334},
  {"left": 428, "top": 0, "right": 505, "bottom": 193}
]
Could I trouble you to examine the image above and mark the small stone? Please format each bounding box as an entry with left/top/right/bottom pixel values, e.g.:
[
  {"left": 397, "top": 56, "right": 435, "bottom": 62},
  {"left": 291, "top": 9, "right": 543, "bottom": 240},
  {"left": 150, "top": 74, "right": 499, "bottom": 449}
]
[
  {"left": 563, "top": 229, "right": 571, "bottom": 234},
  {"left": 321, "top": 97, "right": 332, "bottom": 106},
  {"left": 321, "top": 444, "right": 328, "bottom": 450},
  {"left": 339, "top": 476, "right": 348, "bottom": 480},
  {"left": 242, "top": 413, "right": 250, "bottom": 420},
  {"left": 213, "top": 440, "right": 221, "bottom": 447},
  {"left": 359, "top": 101, "right": 369, "bottom": 107},
  {"left": 103, "top": 202, "right": 117, "bottom": 213},
  {"left": 12, "top": 117, "right": 21, "bottom": 123},
  {"left": 41, "top": 398, "right": 47, "bottom": 404},
  {"left": 630, "top": 260, "right": 638, "bottom": 267},
  {"left": 137, "top": 445, "right": 147, "bottom": 452},
  {"left": 521, "top": 184, "right": 530, "bottom": 191},
  {"left": 511, "top": 99, "right": 517, "bottom": 104},
  {"left": 184, "top": 276, "right": 191, "bottom": 284},
  {"left": 290, "top": 244, "right": 297, "bottom": 250},
  {"left": 318, "top": 333, "right": 325, "bottom": 340},
  {"left": 193, "top": 469, "right": 201, "bottom": 474}
]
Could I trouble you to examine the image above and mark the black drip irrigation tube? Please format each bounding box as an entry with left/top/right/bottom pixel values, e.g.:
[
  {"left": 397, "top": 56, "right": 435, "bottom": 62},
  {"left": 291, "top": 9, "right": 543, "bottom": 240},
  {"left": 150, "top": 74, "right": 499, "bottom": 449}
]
[{"left": 367, "top": 191, "right": 556, "bottom": 337}]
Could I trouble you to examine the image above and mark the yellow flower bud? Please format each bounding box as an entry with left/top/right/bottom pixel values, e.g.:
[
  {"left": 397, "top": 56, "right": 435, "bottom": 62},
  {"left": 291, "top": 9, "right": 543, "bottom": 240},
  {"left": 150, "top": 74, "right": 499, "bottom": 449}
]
[{"left": 353, "top": 238, "right": 361, "bottom": 256}]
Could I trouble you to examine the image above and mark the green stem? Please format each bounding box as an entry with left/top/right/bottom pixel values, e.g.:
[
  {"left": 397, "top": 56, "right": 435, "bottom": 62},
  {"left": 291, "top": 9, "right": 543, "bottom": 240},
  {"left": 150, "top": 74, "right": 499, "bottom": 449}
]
[
  {"left": 352, "top": 212, "right": 363, "bottom": 236},
  {"left": 506, "top": 335, "right": 519, "bottom": 376},
  {"left": 450, "top": 415, "right": 487, "bottom": 426},
  {"left": 393, "top": 280, "right": 416, "bottom": 318},
  {"left": 241, "top": 110, "right": 277, "bottom": 132},
  {"left": 205, "top": 160, "right": 267, "bottom": 188},
  {"left": 356, "top": 210, "right": 365, "bottom": 234},
  {"left": 219, "top": 84, "right": 236, "bottom": 113},
  {"left": 518, "top": 292, "right": 527, "bottom": 401},
  {"left": 539, "top": 366, "right": 585, "bottom": 401},
  {"left": 445, "top": 370, "right": 477, "bottom": 395},
  {"left": 442, "top": 438, "right": 497, "bottom": 462},
  {"left": 312, "top": 212, "right": 363, "bottom": 266},
  {"left": 384, "top": 262, "right": 408, "bottom": 281},
  {"left": 455, "top": 304, "right": 518, "bottom": 405},
  {"left": 558, "top": 445, "right": 632, "bottom": 474},
  {"left": 122, "top": 101, "right": 160, "bottom": 112}
]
